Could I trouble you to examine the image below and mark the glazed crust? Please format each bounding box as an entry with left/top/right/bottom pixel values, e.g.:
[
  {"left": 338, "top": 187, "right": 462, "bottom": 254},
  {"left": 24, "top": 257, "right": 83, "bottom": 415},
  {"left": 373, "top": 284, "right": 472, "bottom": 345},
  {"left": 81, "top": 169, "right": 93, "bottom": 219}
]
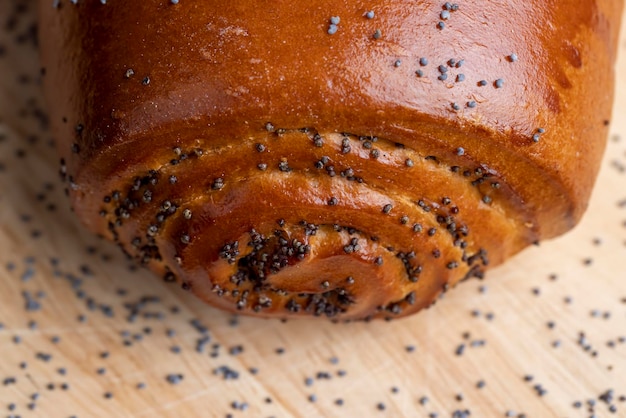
[{"left": 39, "top": 0, "right": 623, "bottom": 320}]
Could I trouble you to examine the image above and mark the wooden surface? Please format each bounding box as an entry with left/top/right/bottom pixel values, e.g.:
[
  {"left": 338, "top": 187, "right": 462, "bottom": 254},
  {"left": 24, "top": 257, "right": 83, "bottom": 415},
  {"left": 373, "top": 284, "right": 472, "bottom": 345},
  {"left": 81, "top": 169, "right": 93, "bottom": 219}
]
[{"left": 1, "top": 2, "right": 625, "bottom": 417}]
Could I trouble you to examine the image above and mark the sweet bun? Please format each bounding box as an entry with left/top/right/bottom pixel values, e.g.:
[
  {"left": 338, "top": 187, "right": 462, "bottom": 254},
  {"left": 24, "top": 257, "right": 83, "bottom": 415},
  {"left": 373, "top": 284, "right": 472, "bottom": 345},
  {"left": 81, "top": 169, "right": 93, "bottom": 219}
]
[{"left": 38, "top": 0, "right": 624, "bottom": 319}]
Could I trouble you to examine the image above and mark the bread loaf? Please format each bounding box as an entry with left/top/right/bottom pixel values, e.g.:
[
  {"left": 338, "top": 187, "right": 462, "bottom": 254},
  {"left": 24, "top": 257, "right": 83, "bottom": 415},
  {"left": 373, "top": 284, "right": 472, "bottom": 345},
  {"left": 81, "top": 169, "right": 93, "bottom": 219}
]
[{"left": 38, "top": 0, "right": 623, "bottom": 320}]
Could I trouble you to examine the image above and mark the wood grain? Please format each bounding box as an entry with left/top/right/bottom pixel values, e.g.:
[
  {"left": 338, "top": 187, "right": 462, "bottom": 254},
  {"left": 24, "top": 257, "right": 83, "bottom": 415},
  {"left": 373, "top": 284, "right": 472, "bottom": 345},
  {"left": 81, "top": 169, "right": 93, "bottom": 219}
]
[{"left": 1, "top": 2, "right": 625, "bottom": 417}]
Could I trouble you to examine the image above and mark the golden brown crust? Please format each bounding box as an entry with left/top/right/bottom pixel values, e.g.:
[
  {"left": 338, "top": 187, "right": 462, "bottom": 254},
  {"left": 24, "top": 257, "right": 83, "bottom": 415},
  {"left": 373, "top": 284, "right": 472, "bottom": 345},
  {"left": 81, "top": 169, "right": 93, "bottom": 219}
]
[{"left": 38, "top": 0, "right": 623, "bottom": 319}]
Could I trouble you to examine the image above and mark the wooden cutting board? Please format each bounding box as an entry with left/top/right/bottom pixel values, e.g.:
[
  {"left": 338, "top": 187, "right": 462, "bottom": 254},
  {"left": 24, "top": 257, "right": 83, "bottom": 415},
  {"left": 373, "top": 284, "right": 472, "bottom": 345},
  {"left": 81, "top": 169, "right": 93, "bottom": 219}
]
[{"left": 1, "top": 2, "right": 625, "bottom": 417}]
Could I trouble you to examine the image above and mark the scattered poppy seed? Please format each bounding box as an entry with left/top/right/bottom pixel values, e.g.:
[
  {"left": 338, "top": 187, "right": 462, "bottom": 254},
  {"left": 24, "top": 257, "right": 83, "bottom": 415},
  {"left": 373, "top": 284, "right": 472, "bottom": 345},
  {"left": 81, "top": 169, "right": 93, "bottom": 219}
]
[{"left": 166, "top": 373, "right": 184, "bottom": 385}]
